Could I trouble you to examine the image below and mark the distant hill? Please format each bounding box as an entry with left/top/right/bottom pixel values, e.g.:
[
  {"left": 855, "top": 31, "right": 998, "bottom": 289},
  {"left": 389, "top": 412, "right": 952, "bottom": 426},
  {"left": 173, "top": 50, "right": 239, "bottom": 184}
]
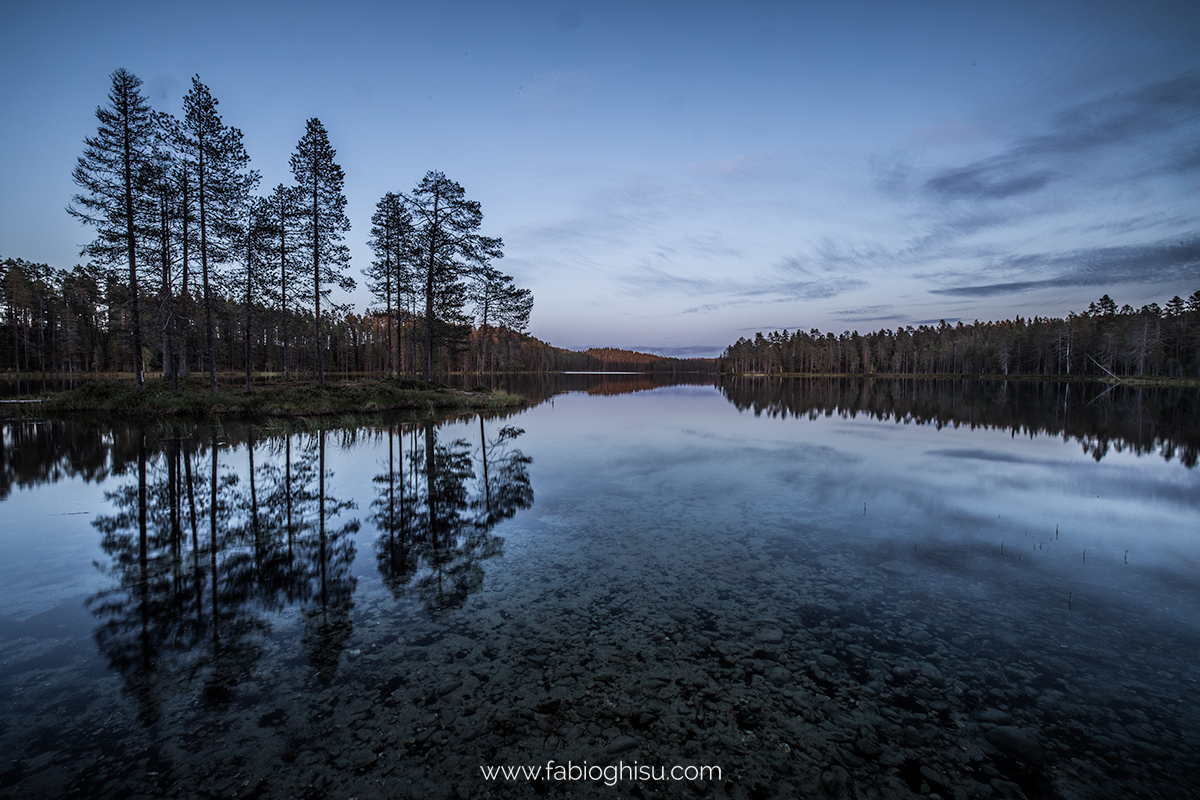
[{"left": 575, "top": 347, "right": 714, "bottom": 372}]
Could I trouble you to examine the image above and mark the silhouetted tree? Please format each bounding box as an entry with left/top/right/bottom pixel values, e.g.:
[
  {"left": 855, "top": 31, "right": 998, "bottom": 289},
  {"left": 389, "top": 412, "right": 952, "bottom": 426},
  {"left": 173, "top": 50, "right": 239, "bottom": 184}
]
[
  {"left": 291, "top": 119, "right": 353, "bottom": 386},
  {"left": 173, "top": 76, "right": 258, "bottom": 392},
  {"left": 69, "top": 69, "right": 157, "bottom": 392},
  {"left": 405, "top": 171, "right": 491, "bottom": 380},
  {"left": 469, "top": 251, "right": 532, "bottom": 375},
  {"left": 260, "top": 183, "right": 303, "bottom": 378},
  {"left": 365, "top": 192, "right": 416, "bottom": 378},
  {"left": 236, "top": 197, "right": 273, "bottom": 391}
]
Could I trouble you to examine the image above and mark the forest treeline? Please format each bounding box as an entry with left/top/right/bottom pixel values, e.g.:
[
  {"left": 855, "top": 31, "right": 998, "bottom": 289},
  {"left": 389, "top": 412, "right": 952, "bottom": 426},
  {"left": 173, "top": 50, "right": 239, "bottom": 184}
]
[
  {"left": 1, "top": 255, "right": 712, "bottom": 379},
  {"left": 720, "top": 291, "right": 1200, "bottom": 379},
  {"left": 41, "top": 67, "right": 536, "bottom": 393}
]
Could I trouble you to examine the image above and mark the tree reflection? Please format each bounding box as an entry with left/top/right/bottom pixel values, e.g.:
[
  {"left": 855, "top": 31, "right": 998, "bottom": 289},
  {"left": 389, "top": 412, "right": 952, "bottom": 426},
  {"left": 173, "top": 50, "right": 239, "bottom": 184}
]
[
  {"left": 373, "top": 424, "right": 421, "bottom": 596},
  {"left": 719, "top": 376, "right": 1200, "bottom": 467},
  {"left": 195, "top": 427, "right": 265, "bottom": 706},
  {"left": 371, "top": 415, "right": 533, "bottom": 614},
  {"left": 415, "top": 421, "right": 480, "bottom": 612},
  {"left": 82, "top": 414, "right": 531, "bottom": 717},
  {"left": 475, "top": 419, "right": 533, "bottom": 528},
  {"left": 300, "top": 426, "right": 358, "bottom": 681},
  {"left": 88, "top": 426, "right": 177, "bottom": 723},
  {"left": 87, "top": 423, "right": 363, "bottom": 713}
]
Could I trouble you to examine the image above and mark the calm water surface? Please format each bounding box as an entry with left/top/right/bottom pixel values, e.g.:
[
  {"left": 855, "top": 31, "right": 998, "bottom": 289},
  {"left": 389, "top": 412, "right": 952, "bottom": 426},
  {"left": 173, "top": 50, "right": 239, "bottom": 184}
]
[{"left": 1, "top": 377, "right": 1198, "bottom": 800}]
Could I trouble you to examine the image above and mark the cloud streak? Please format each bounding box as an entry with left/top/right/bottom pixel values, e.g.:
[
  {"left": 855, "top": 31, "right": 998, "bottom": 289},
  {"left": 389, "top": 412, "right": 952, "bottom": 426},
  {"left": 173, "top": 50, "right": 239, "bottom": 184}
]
[
  {"left": 930, "top": 237, "right": 1200, "bottom": 297},
  {"left": 924, "top": 72, "right": 1200, "bottom": 203}
]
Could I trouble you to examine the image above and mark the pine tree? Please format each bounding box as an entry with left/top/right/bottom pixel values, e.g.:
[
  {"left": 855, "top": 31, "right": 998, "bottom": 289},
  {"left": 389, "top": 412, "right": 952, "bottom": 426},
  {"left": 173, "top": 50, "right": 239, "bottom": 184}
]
[
  {"left": 365, "top": 192, "right": 417, "bottom": 378},
  {"left": 145, "top": 112, "right": 185, "bottom": 392},
  {"left": 69, "top": 69, "right": 157, "bottom": 392},
  {"left": 238, "top": 196, "right": 275, "bottom": 391},
  {"left": 260, "top": 183, "right": 303, "bottom": 379},
  {"left": 290, "top": 119, "right": 352, "bottom": 386},
  {"left": 174, "top": 76, "right": 257, "bottom": 392},
  {"left": 468, "top": 243, "right": 531, "bottom": 375},
  {"left": 404, "top": 171, "right": 489, "bottom": 380}
]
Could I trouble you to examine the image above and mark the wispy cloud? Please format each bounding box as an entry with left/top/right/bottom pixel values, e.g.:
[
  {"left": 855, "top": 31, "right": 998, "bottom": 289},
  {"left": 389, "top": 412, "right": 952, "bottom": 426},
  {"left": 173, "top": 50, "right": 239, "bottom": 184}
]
[
  {"left": 635, "top": 269, "right": 868, "bottom": 310},
  {"left": 924, "top": 72, "right": 1200, "bottom": 203},
  {"left": 930, "top": 237, "right": 1200, "bottom": 297},
  {"left": 778, "top": 238, "right": 893, "bottom": 276},
  {"left": 688, "top": 153, "right": 789, "bottom": 184},
  {"left": 926, "top": 165, "right": 1056, "bottom": 201},
  {"left": 518, "top": 72, "right": 1198, "bottom": 349},
  {"left": 833, "top": 305, "right": 904, "bottom": 323}
]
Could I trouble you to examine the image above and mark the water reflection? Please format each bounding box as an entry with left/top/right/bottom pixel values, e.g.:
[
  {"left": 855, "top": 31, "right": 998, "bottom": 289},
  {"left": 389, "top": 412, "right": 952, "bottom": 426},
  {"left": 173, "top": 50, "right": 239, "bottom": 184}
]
[
  {"left": 720, "top": 376, "right": 1200, "bottom": 466},
  {"left": 451, "top": 369, "right": 716, "bottom": 405},
  {"left": 77, "top": 417, "right": 530, "bottom": 714},
  {"left": 1, "top": 380, "right": 1197, "bottom": 799},
  {"left": 373, "top": 420, "right": 529, "bottom": 613}
]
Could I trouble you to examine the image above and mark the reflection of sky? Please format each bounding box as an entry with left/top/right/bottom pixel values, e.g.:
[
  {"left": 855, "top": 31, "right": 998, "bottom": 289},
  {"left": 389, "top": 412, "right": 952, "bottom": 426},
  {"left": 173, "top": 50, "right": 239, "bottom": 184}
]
[
  {"left": 1, "top": 383, "right": 1196, "bottom": 630},
  {"left": 511, "top": 385, "right": 1200, "bottom": 589},
  {"left": 0, "top": 479, "right": 112, "bottom": 619},
  {"left": 3, "top": 1, "right": 1198, "bottom": 356}
]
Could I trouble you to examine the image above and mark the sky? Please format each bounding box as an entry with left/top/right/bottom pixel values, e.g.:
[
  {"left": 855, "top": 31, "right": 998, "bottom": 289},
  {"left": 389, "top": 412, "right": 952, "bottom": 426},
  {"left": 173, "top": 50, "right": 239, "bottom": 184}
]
[{"left": 2, "top": 0, "right": 1198, "bottom": 357}]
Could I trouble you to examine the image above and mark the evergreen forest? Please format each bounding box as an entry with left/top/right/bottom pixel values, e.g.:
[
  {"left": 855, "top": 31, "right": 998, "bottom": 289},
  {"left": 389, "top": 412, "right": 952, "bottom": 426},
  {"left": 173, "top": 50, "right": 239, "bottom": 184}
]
[{"left": 720, "top": 292, "right": 1200, "bottom": 380}]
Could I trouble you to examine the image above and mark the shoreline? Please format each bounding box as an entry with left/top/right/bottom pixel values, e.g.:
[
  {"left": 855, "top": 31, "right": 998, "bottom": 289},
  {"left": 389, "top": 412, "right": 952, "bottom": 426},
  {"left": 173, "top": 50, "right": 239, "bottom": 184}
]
[{"left": 0, "top": 378, "right": 524, "bottom": 420}]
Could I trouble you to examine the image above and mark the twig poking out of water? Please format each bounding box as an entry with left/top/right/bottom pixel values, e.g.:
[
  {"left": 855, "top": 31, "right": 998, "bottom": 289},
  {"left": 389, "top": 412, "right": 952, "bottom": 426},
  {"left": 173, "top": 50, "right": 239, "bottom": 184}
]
[
  {"left": 1125, "top": 550, "right": 1128, "bottom": 564},
  {"left": 1069, "top": 592, "right": 1073, "bottom": 610},
  {"left": 1083, "top": 549, "right": 1087, "bottom": 563}
]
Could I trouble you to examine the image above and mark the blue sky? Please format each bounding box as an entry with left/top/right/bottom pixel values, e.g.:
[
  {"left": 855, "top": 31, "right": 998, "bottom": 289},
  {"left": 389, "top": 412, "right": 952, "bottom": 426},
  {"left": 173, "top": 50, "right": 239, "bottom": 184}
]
[{"left": 2, "top": 0, "right": 1198, "bottom": 357}]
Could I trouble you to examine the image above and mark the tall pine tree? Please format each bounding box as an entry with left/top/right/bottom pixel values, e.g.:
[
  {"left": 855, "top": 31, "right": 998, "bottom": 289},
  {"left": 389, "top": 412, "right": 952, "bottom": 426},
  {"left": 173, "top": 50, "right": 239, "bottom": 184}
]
[
  {"left": 69, "top": 68, "right": 157, "bottom": 392},
  {"left": 469, "top": 249, "right": 532, "bottom": 375},
  {"left": 174, "top": 76, "right": 257, "bottom": 393},
  {"left": 290, "top": 119, "right": 352, "bottom": 386},
  {"left": 261, "top": 183, "right": 302, "bottom": 379},
  {"left": 145, "top": 118, "right": 183, "bottom": 393},
  {"left": 365, "top": 192, "right": 416, "bottom": 378},
  {"left": 238, "top": 196, "right": 274, "bottom": 391},
  {"left": 404, "top": 171, "right": 487, "bottom": 381}
]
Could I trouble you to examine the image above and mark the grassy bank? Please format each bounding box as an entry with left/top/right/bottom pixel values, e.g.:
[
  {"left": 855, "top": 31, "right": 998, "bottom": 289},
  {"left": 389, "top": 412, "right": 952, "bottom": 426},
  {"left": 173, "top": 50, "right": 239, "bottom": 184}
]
[{"left": 0, "top": 378, "right": 524, "bottom": 419}]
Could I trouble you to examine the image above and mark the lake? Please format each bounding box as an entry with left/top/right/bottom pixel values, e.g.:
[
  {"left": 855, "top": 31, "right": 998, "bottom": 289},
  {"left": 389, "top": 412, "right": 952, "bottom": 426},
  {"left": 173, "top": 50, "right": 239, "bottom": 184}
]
[{"left": 1, "top": 376, "right": 1197, "bottom": 799}]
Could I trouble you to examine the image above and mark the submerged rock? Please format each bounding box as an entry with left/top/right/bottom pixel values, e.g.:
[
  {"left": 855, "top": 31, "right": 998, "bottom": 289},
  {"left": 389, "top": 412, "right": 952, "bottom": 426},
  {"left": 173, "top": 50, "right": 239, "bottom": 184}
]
[
  {"left": 757, "top": 627, "right": 785, "bottom": 644},
  {"left": 604, "top": 735, "right": 638, "bottom": 754},
  {"left": 977, "top": 707, "right": 1014, "bottom": 725},
  {"left": 764, "top": 665, "right": 791, "bottom": 684},
  {"left": 985, "top": 726, "right": 1045, "bottom": 764}
]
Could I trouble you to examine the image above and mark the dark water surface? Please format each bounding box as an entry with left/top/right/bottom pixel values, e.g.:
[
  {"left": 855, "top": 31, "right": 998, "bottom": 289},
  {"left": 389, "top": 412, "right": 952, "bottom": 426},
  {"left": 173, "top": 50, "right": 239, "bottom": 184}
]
[{"left": 1, "top": 377, "right": 1198, "bottom": 799}]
